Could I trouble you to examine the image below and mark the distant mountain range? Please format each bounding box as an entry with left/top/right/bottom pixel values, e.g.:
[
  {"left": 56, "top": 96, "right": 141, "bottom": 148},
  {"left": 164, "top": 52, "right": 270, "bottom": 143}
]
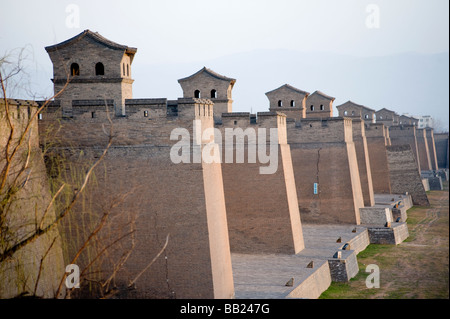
[{"left": 132, "top": 49, "right": 449, "bottom": 131}]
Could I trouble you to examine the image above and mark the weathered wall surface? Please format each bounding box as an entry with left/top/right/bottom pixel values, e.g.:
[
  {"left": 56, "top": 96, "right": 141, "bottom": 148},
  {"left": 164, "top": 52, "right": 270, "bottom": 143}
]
[
  {"left": 38, "top": 98, "right": 235, "bottom": 299},
  {"left": 365, "top": 123, "right": 391, "bottom": 194},
  {"left": 386, "top": 145, "right": 429, "bottom": 206},
  {"left": 0, "top": 99, "right": 65, "bottom": 298},
  {"left": 287, "top": 118, "right": 363, "bottom": 225}
]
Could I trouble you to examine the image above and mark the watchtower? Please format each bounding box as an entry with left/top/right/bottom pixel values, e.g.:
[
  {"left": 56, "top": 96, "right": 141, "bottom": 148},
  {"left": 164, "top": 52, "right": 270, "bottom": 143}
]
[
  {"left": 305, "top": 90, "right": 335, "bottom": 118},
  {"left": 178, "top": 67, "right": 236, "bottom": 123},
  {"left": 45, "top": 29, "right": 137, "bottom": 117},
  {"left": 265, "top": 84, "right": 309, "bottom": 121}
]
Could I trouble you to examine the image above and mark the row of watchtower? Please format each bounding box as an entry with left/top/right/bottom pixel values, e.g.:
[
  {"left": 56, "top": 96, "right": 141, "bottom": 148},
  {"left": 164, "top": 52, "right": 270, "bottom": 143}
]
[{"left": 37, "top": 30, "right": 446, "bottom": 299}]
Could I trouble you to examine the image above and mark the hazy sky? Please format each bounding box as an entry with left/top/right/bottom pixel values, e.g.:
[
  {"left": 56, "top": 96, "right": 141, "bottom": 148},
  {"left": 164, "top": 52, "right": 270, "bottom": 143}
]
[
  {"left": 2, "top": 0, "right": 448, "bottom": 61},
  {"left": 1, "top": 0, "right": 449, "bottom": 127}
]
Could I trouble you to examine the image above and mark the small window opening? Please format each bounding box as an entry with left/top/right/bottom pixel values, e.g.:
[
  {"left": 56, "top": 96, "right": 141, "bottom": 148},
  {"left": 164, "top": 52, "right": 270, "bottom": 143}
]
[
  {"left": 95, "top": 62, "right": 104, "bottom": 75},
  {"left": 123, "top": 63, "right": 126, "bottom": 76},
  {"left": 320, "top": 104, "right": 324, "bottom": 111},
  {"left": 290, "top": 100, "right": 295, "bottom": 107},
  {"left": 38, "top": 113, "right": 43, "bottom": 120},
  {"left": 310, "top": 105, "right": 314, "bottom": 111},
  {"left": 70, "top": 63, "right": 80, "bottom": 76},
  {"left": 344, "top": 111, "right": 348, "bottom": 116},
  {"left": 91, "top": 111, "right": 96, "bottom": 118},
  {"left": 144, "top": 110, "right": 148, "bottom": 117},
  {"left": 211, "top": 89, "right": 217, "bottom": 98},
  {"left": 351, "top": 111, "right": 355, "bottom": 116},
  {"left": 127, "top": 64, "right": 130, "bottom": 77},
  {"left": 194, "top": 90, "right": 201, "bottom": 98},
  {"left": 278, "top": 100, "right": 283, "bottom": 107},
  {"left": 365, "top": 114, "right": 369, "bottom": 119},
  {"left": 234, "top": 120, "right": 237, "bottom": 125}
]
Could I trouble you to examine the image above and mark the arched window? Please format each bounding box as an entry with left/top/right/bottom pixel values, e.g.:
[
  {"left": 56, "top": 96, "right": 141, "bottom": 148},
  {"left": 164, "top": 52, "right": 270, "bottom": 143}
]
[
  {"left": 310, "top": 105, "right": 314, "bottom": 111},
  {"left": 127, "top": 64, "right": 130, "bottom": 77},
  {"left": 70, "top": 63, "right": 80, "bottom": 76},
  {"left": 344, "top": 111, "right": 348, "bottom": 116},
  {"left": 194, "top": 90, "right": 201, "bottom": 98},
  {"left": 278, "top": 100, "right": 283, "bottom": 107},
  {"left": 365, "top": 114, "right": 369, "bottom": 119},
  {"left": 290, "top": 100, "right": 295, "bottom": 107},
  {"left": 123, "top": 63, "right": 126, "bottom": 76},
  {"left": 351, "top": 111, "right": 355, "bottom": 116},
  {"left": 95, "top": 62, "right": 104, "bottom": 75},
  {"left": 320, "top": 104, "right": 324, "bottom": 110},
  {"left": 211, "top": 89, "right": 217, "bottom": 98}
]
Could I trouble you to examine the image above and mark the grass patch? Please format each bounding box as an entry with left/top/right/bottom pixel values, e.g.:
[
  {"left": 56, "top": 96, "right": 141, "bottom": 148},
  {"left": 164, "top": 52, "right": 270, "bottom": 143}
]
[{"left": 320, "top": 188, "right": 449, "bottom": 299}]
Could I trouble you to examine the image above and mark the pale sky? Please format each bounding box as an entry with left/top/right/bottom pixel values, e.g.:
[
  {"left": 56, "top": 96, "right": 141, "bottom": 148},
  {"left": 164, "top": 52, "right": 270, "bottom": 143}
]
[
  {"left": 1, "top": 0, "right": 448, "bottom": 62},
  {"left": 1, "top": 0, "right": 449, "bottom": 128}
]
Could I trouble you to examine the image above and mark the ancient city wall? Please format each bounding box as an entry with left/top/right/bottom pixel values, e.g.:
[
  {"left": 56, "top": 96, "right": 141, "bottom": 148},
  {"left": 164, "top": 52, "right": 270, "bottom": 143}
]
[
  {"left": 386, "top": 145, "right": 429, "bottom": 206},
  {"left": 352, "top": 119, "right": 375, "bottom": 207},
  {"left": 38, "top": 98, "right": 235, "bottom": 298},
  {"left": 287, "top": 118, "right": 363, "bottom": 225},
  {"left": 217, "top": 112, "right": 305, "bottom": 255},
  {"left": 365, "top": 123, "right": 391, "bottom": 194},
  {"left": 416, "top": 128, "right": 432, "bottom": 171},
  {"left": 434, "top": 133, "right": 449, "bottom": 169},
  {"left": 425, "top": 128, "right": 439, "bottom": 170}
]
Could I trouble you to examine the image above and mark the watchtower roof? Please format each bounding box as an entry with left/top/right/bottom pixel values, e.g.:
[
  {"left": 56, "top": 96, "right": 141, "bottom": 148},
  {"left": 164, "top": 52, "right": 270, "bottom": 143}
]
[
  {"left": 309, "top": 90, "right": 335, "bottom": 101},
  {"left": 265, "top": 84, "right": 309, "bottom": 96},
  {"left": 376, "top": 108, "right": 397, "bottom": 115},
  {"left": 178, "top": 67, "right": 236, "bottom": 85},
  {"left": 336, "top": 100, "right": 375, "bottom": 112},
  {"left": 45, "top": 29, "right": 137, "bottom": 62}
]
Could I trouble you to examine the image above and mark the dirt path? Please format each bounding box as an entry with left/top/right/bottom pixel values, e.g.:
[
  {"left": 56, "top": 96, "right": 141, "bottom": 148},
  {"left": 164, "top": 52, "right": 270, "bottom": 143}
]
[{"left": 320, "top": 185, "right": 449, "bottom": 299}]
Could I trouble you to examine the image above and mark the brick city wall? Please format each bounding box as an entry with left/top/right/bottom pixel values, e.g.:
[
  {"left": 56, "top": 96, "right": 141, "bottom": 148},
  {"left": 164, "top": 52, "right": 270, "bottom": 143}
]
[
  {"left": 38, "top": 98, "right": 235, "bottom": 298},
  {"left": 287, "top": 118, "right": 363, "bottom": 225},
  {"left": 365, "top": 123, "right": 391, "bottom": 194},
  {"left": 386, "top": 145, "right": 429, "bottom": 206}
]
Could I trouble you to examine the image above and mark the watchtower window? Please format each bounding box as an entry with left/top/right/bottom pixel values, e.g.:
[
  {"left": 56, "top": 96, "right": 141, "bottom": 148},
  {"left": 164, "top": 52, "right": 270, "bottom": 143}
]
[
  {"left": 278, "top": 100, "right": 283, "bottom": 107},
  {"left": 211, "top": 89, "right": 217, "bottom": 98},
  {"left": 351, "top": 111, "right": 355, "bottom": 115},
  {"left": 127, "top": 64, "right": 130, "bottom": 77},
  {"left": 365, "top": 114, "right": 369, "bottom": 119},
  {"left": 70, "top": 63, "right": 80, "bottom": 76},
  {"left": 290, "top": 100, "right": 295, "bottom": 107},
  {"left": 344, "top": 111, "right": 348, "bottom": 116},
  {"left": 95, "top": 62, "right": 104, "bottom": 75},
  {"left": 123, "top": 63, "right": 126, "bottom": 76},
  {"left": 38, "top": 113, "right": 43, "bottom": 120},
  {"left": 194, "top": 90, "right": 201, "bottom": 98},
  {"left": 144, "top": 110, "right": 148, "bottom": 117},
  {"left": 91, "top": 111, "right": 96, "bottom": 118},
  {"left": 320, "top": 104, "right": 324, "bottom": 110},
  {"left": 310, "top": 105, "right": 314, "bottom": 111}
]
